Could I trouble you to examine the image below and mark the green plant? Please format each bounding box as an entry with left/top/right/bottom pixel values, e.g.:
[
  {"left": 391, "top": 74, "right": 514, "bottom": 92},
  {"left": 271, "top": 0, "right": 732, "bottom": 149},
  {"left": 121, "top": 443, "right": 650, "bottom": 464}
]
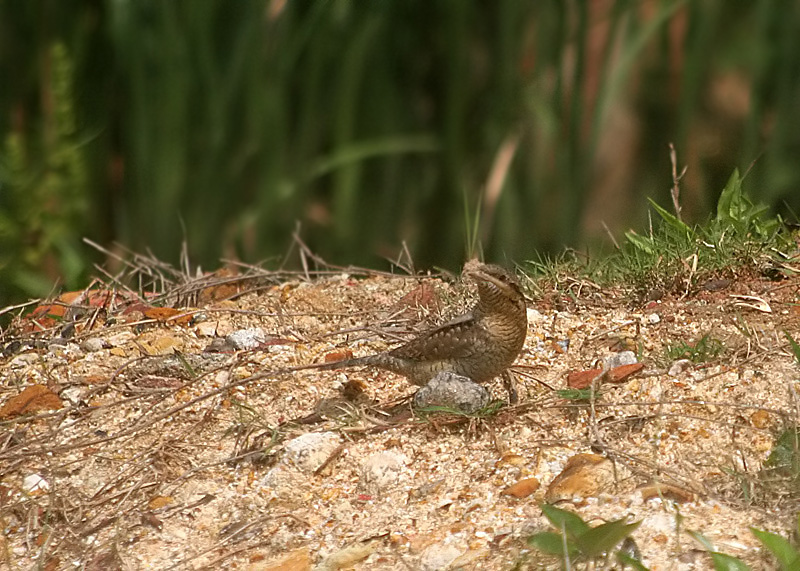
[
  {"left": 0, "top": 42, "right": 90, "bottom": 300},
  {"left": 785, "top": 331, "right": 800, "bottom": 367},
  {"left": 666, "top": 334, "right": 725, "bottom": 363},
  {"left": 750, "top": 515, "right": 800, "bottom": 571},
  {"left": 556, "top": 388, "right": 596, "bottom": 401},
  {"left": 527, "top": 503, "right": 645, "bottom": 569},
  {"left": 688, "top": 530, "right": 750, "bottom": 570},
  {"left": 527, "top": 167, "right": 794, "bottom": 302},
  {"left": 763, "top": 427, "right": 800, "bottom": 485},
  {"left": 689, "top": 518, "right": 800, "bottom": 571}
]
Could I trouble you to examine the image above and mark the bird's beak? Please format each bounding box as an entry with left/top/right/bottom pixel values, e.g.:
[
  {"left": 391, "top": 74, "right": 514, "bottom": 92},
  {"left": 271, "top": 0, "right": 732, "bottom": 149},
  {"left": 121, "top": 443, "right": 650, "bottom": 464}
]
[{"left": 468, "top": 268, "right": 506, "bottom": 291}]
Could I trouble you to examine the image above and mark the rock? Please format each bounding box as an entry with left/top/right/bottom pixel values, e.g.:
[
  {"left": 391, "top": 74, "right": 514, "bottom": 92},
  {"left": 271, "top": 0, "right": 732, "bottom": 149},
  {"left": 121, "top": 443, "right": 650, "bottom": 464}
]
[
  {"left": 284, "top": 432, "right": 341, "bottom": 473},
  {"left": 647, "top": 313, "right": 661, "bottom": 324},
  {"left": 225, "top": 328, "right": 268, "bottom": 350},
  {"left": 545, "top": 453, "right": 615, "bottom": 502},
  {"left": 668, "top": 359, "right": 693, "bottom": 376},
  {"left": 9, "top": 353, "right": 39, "bottom": 368},
  {"left": 314, "top": 540, "right": 377, "bottom": 570},
  {"left": 22, "top": 473, "right": 49, "bottom": 494},
  {"left": 360, "top": 452, "right": 406, "bottom": 493},
  {"left": 413, "top": 372, "right": 490, "bottom": 414},
  {"left": 80, "top": 337, "right": 108, "bottom": 352},
  {"left": 419, "top": 542, "right": 465, "bottom": 571},
  {"left": 604, "top": 350, "right": 637, "bottom": 370}
]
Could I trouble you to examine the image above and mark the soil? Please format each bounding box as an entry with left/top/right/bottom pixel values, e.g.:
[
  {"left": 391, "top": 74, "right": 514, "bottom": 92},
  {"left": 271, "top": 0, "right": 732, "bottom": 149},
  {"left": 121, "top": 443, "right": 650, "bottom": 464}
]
[{"left": 2, "top": 266, "right": 800, "bottom": 570}]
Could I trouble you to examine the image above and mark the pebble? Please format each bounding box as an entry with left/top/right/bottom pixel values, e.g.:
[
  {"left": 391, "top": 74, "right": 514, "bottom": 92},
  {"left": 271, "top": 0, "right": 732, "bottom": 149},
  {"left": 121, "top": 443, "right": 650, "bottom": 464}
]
[
  {"left": 360, "top": 452, "right": 405, "bottom": 493},
  {"left": 284, "top": 432, "right": 341, "bottom": 473},
  {"left": 419, "top": 542, "right": 464, "bottom": 571},
  {"left": 225, "top": 328, "right": 268, "bottom": 350},
  {"left": 604, "top": 350, "right": 638, "bottom": 370},
  {"left": 22, "top": 473, "right": 49, "bottom": 494},
  {"left": 668, "top": 359, "right": 693, "bottom": 376},
  {"left": 80, "top": 338, "right": 108, "bottom": 352},
  {"left": 413, "top": 372, "right": 490, "bottom": 414}
]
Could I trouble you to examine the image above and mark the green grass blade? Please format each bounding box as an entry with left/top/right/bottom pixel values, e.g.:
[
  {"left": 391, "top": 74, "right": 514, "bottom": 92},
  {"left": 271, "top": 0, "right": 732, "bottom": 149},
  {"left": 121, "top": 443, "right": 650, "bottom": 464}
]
[
  {"left": 540, "top": 503, "right": 591, "bottom": 538},
  {"left": 576, "top": 519, "right": 642, "bottom": 557},
  {"left": 750, "top": 527, "right": 800, "bottom": 569}
]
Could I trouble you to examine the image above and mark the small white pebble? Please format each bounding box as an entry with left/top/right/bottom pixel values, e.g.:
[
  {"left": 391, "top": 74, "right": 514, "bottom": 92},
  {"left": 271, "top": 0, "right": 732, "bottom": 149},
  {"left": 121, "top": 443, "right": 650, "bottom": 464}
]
[{"left": 23, "top": 473, "right": 49, "bottom": 494}]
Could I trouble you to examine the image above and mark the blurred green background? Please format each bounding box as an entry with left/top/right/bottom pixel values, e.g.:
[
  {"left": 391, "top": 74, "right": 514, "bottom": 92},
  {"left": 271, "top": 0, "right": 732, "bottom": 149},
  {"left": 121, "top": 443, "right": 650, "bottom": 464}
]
[{"left": 1, "top": 0, "right": 799, "bottom": 303}]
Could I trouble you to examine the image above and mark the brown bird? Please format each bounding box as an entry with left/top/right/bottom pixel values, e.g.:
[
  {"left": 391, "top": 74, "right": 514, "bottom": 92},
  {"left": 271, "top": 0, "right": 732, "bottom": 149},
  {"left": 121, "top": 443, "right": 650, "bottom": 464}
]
[{"left": 295, "top": 262, "right": 528, "bottom": 400}]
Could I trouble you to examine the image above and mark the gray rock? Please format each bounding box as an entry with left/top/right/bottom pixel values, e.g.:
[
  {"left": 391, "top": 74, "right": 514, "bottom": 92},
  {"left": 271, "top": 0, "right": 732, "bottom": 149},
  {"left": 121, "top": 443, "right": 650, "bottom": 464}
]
[
  {"left": 604, "top": 350, "right": 637, "bottom": 370},
  {"left": 80, "top": 337, "right": 108, "bottom": 352},
  {"left": 360, "top": 452, "right": 406, "bottom": 493},
  {"left": 413, "top": 371, "right": 490, "bottom": 414},
  {"left": 419, "top": 542, "right": 464, "bottom": 570},
  {"left": 225, "top": 328, "right": 268, "bottom": 350},
  {"left": 668, "top": 359, "right": 693, "bottom": 376},
  {"left": 284, "top": 432, "right": 341, "bottom": 473}
]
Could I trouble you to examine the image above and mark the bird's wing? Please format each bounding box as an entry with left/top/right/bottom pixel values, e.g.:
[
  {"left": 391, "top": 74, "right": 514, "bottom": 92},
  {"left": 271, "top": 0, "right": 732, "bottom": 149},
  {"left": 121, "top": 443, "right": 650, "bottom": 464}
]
[{"left": 389, "top": 312, "right": 486, "bottom": 361}]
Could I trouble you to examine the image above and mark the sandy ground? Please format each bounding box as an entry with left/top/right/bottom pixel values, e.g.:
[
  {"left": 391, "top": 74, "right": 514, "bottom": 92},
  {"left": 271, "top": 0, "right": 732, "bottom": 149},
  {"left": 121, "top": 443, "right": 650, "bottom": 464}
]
[{"left": 2, "top": 267, "right": 800, "bottom": 570}]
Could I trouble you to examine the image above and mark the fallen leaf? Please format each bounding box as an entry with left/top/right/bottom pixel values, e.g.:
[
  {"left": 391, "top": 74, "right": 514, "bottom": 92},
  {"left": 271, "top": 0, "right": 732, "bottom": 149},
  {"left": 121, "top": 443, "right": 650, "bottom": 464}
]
[
  {"left": 252, "top": 547, "right": 311, "bottom": 571},
  {"left": 730, "top": 294, "right": 772, "bottom": 313},
  {"left": 143, "top": 306, "right": 194, "bottom": 325},
  {"left": 502, "top": 477, "right": 540, "bottom": 498},
  {"left": 324, "top": 350, "right": 354, "bottom": 363},
  {"left": 638, "top": 482, "right": 695, "bottom": 503},
  {"left": 750, "top": 410, "right": 772, "bottom": 429},
  {"left": 147, "top": 496, "right": 174, "bottom": 510},
  {"left": 0, "top": 385, "right": 63, "bottom": 419},
  {"left": 566, "top": 368, "right": 605, "bottom": 389},
  {"left": 607, "top": 363, "right": 645, "bottom": 383}
]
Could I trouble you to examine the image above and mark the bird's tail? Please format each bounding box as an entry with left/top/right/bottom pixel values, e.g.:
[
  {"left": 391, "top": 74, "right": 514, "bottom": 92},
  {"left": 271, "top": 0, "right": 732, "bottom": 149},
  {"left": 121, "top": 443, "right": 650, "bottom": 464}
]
[{"left": 288, "top": 355, "right": 374, "bottom": 373}]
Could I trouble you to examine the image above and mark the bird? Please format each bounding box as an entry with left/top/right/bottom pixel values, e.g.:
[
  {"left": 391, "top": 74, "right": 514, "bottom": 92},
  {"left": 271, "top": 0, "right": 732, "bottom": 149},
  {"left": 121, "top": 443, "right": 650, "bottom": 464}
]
[{"left": 293, "top": 262, "right": 528, "bottom": 401}]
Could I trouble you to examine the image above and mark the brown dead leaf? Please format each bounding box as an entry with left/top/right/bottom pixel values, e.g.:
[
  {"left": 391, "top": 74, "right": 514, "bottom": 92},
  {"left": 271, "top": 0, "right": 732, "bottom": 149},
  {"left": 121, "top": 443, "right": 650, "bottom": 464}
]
[
  {"left": 0, "top": 385, "right": 63, "bottom": 419},
  {"left": 566, "top": 368, "right": 605, "bottom": 389},
  {"left": 750, "top": 410, "right": 772, "bottom": 429},
  {"left": 607, "top": 363, "right": 645, "bottom": 383},
  {"left": 502, "top": 477, "right": 540, "bottom": 498},
  {"left": 324, "top": 350, "right": 354, "bottom": 363},
  {"left": 496, "top": 453, "right": 527, "bottom": 468},
  {"left": 394, "top": 282, "right": 441, "bottom": 317},
  {"left": 147, "top": 496, "right": 174, "bottom": 510},
  {"left": 143, "top": 306, "right": 194, "bottom": 325},
  {"left": 638, "top": 482, "right": 695, "bottom": 503}
]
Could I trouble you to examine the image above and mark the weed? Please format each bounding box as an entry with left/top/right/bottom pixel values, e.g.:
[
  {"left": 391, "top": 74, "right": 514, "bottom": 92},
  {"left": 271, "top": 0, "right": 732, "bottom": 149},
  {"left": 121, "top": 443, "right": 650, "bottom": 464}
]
[
  {"left": 527, "top": 504, "right": 646, "bottom": 569},
  {"left": 665, "top": 334, "right": 725, "bottom": 363}
]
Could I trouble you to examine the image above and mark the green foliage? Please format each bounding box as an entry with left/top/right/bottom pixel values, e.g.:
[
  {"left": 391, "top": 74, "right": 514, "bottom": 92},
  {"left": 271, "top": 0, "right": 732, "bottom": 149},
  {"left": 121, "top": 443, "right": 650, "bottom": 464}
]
[
  {"left": 785, "top": 331, "right": 800, "bottom": 368},
  {"left": 3, "top": 2, "right": 800, "bottom": 304},
  {"left": 623, "top": 169, "right": 788, "bottom": 292},
  {"left": 688, "top": 530, "right": 751, "bottom": 570},
  {"left": 528, "top": 504, "right": 644, "bottom": 567},
  {"left": 666, "top": 334, "right": 724, "bottom": 363},
  {"left": 750, "top": 521, "right": 800, "bottom": 571},
  {"left": 556, "top": 388, "right": 595, "bottom": 401},
  {"left": 530, "top": 168, "right": 794, "bottom": 300},
  {"left": 0, "top": 42, "right": 89, "bottom": 300},
  {"left": 763, "top": 427, "right": 800, "bottom": 484}
]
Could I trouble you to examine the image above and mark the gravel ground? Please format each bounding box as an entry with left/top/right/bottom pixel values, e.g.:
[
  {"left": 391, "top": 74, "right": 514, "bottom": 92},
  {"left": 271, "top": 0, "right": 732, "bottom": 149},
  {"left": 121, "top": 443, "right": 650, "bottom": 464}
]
[{"left": 2, "top": 268, "right": 800, "bottom": 570}]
